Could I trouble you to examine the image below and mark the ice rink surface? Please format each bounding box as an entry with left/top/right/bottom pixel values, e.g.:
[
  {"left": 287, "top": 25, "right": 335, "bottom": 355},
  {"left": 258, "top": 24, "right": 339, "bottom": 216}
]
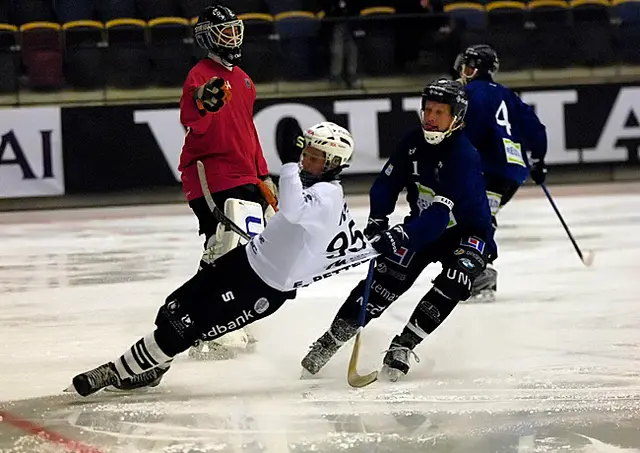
[{"left": 0, "top": 183, "right": 639, "bottom": 453}]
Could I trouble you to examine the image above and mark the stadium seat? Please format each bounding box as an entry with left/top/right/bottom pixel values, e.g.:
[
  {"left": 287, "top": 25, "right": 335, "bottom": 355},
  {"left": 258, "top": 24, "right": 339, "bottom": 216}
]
[
  {"left": 267, "top": 0, "right": 311, "bottom": 15},
  {"left": 444, "top": 2, "right": 487, "bottom": 28},
  {"left": 234, "top": 0, "right": 270, "bottom": 15},
  {"left": 238, "top": 13, "right": 277, "bottom": 82},
  {"left": 20, "top": 22, "right": 63, "bottom": 89},
  {"left": 148, "top": 17, "right": 192, "bottom": 86},
  {"left": 274, "top": 11, "right": 321, "bottom": 80},
  {"left": 55, "top": 0, "right": 96, "bottom": 23},
  {"left": 98, "top": 0, "right": 138, "bottom": 22},
  {"left": 611, "top": 0, "right": 640, "bottom": 63},
  {"left": 11, "top": 0, "right": 55, "bottom": 25},
  {"left": 570, "top": 0, "right": 615, "bottom": 66},
  {"left": 137, "top": 0, "right": 181, "bottom": 20},
  {"left": 359, "top": 0, "right": 399, "bottom": 7},
  {"left": 0, "top": 2, "right": 10, "bottom": 23},
  {"left": 486, "top": 1, "right": 530, "bottom": 70},
  {"left": 63, "top": 20, "right": 105, "bottom": 89},
  {"left": 444, "top": 2, "right": 488, "bottom": 48},
  {"left": 0, "top": 24, "right": 18, "bottom": 93},
  {"left": 528, "top": 0, "right": 574, "bottom": 68},
  {"left": 357, "top": 7, "right": 397, "bottom": 76},
  {"left": 105, "top": 19, "right": 149, "bottom": 88},
  {"left": 181, "top": 0, "right": 209, "bottom": 19}
]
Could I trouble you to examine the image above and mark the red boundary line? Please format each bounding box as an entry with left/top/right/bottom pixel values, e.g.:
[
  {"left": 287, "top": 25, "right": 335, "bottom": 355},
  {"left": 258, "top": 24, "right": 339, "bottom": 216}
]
[{"left": 0, "top": 410, "right": 105, "bottom": 453}]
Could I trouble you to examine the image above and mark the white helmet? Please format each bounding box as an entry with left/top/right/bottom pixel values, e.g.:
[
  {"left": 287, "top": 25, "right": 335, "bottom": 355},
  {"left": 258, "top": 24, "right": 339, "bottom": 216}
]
[{"left": 303, "top": 122, "right": 354, "bottom": 171}]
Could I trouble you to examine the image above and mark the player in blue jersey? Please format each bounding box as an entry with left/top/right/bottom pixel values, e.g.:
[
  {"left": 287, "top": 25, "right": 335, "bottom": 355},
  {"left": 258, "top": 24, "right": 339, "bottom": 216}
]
[
  {"left": 300, "top": 79, "right": 497, "bottom": 381},
  {"left": 454, "top": 44, "right": 548, "bottom": 302}
]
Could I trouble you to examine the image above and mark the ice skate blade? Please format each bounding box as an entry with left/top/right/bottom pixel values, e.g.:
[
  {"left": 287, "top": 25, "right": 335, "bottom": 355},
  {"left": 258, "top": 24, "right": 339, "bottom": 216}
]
[
  {"left": 104, "top": 385, "right": 156, "bottom": 394},
  {"left": 381, "top": 365, "right": 404, "bottom": 383},
  {"left": 300, "top": 368, "right": 317, "bottom": 380}
]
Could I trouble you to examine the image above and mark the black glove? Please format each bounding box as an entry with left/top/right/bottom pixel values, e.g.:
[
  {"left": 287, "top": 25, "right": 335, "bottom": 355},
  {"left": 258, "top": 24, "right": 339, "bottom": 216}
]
[
  {"left": 363, "top": 217, "right": 388, "bottom": 240},
  {"left": 529, "top": 156, "right": 547, "bottom": 185},
  {"left": 371, "top": 225, "right": 410, "bottom": 257},
  {"left": 193, "top": 76, "right": 232, "bottom": 114},
  {"left": 276, "top": 118, "right": 305, "bottom": 164}
]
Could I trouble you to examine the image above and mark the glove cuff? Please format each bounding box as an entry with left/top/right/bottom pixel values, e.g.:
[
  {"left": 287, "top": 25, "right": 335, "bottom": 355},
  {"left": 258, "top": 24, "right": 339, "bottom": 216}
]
[{"left": 434, "top": 195, "right": 454, "bottom": 211}]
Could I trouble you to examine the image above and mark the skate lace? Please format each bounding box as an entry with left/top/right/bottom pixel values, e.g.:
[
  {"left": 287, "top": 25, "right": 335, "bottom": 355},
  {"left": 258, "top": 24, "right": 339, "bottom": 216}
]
[
  {"left": 87, "top": 364, "right": 118, "bottom": 385},
  {"left": 309, "top": 340, "right": 325, "bottom": 354},
  {"left": 128, "top": 368, "right": 158, "bottom": 385},
  {"left": 382, "top": 345, "right": 421, "bottom": 364}
]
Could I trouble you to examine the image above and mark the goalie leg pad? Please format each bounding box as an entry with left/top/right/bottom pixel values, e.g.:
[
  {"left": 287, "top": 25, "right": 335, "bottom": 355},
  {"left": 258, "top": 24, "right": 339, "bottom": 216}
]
[{"left": 200, "top": 198, "right": 265, "bottom": 266}]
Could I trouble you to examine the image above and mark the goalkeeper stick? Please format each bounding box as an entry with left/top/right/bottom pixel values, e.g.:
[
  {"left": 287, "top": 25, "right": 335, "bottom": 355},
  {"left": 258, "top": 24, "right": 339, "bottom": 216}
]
[{"left": 196, "top": 160, "right": 251, "bottom": 241}]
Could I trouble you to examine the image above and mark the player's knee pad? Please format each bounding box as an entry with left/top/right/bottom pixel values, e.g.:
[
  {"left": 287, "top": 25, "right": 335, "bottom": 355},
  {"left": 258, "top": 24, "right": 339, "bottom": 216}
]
[
  {"left": 437, "top": 242, "right": 487, "bottom": 301},
  {"left": 155, "top": 296, "right": 201, "bottom": 354},
  {"left": 432, "top": 269, "right": 473, "bottom": 302}
]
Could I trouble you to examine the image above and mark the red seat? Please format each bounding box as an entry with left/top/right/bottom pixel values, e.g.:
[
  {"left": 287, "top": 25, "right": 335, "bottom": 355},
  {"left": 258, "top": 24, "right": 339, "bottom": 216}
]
[{"left": 19, "top": 22, "right": 63, "bottom": 90}]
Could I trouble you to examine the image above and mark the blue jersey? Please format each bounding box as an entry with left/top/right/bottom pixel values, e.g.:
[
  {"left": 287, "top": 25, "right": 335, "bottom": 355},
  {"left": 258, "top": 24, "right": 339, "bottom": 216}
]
[
  {"left": 369, "top": 127, "right": 496, "bottom": 255},
  {"left": 464, "top": 77, "right": 547, "bottom": 185}
]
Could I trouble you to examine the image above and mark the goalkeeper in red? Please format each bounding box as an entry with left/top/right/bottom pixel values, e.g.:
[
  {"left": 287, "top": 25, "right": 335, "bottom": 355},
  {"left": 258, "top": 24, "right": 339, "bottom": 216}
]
[{"left": 179, "top": 4, "right": 277, "bottom": 359}]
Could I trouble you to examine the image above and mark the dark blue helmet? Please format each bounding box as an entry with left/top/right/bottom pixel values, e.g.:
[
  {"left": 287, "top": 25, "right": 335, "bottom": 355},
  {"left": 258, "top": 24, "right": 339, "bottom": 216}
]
[
  {"left": 454, "top": 44, "right": 500, "bottom": 82},
  {"left": 420, "top": 78, "right": 468, "bottom": 145}
]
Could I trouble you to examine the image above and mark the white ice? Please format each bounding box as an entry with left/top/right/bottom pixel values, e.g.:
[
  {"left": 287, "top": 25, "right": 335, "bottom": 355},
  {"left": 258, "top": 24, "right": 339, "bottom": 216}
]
[{"left": 0, "top": 183, "right": 639, "bottom": 453}]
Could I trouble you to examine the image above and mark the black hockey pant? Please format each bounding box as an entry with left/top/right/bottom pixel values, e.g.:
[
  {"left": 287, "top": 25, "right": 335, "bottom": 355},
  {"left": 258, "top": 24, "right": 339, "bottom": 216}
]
[
  {"left": 153, "top": 246, "right": 296, "bottom": 356},
  {"left": 333, "top": 231, "right": 492, "bottom": 347}
]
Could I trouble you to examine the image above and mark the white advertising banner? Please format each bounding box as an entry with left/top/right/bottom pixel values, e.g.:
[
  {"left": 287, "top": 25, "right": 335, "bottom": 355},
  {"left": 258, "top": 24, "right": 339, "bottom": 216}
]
[{"left": 0, "top": 107, "right": 64, "bottom": 199}]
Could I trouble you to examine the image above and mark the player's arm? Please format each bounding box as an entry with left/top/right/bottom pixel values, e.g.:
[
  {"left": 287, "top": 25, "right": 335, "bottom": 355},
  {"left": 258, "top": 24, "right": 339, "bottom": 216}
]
[
  {"left": 274, "top": 118, "right": 330, "bottom": 227},
  {"left": 364, "top": 137, "right": 410, "bottom": 238},
  {"left": 516, "top": 97, "right": 547, "bottom": 161},
  {"left": 278, "top": 163, "right": 331, "bottom": 227},
  {"left": 401, "top": 193, "right": 452, "bottom": 250},
  {"left": 515, "top": 95, "right": 548, "bottom": 184}
]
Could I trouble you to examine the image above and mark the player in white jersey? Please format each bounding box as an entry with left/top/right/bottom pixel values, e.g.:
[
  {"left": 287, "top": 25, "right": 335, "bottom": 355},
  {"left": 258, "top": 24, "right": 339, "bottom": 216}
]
[{"left": 69, "top": 120, "right": 377, "bottom": 397}]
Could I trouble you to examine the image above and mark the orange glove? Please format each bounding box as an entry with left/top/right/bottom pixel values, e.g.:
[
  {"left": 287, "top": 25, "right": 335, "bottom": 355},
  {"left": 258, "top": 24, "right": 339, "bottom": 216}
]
[{"left": 257, "top": 177, "right": 278, "bottom": 212}]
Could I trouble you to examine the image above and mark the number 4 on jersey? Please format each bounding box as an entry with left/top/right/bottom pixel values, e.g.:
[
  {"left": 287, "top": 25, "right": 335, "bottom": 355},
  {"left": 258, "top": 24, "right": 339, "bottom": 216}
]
[{"left": 495, "top": 100, "right": 512, "bottom": 136}]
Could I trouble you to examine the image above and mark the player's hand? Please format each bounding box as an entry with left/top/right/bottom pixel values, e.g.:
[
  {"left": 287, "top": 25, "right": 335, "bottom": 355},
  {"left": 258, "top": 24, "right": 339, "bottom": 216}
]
[
  {"left": 194, "top": 76, "right": 232, "bottom": 114},
  {"left": 529, "top": 156, "right": 547, "bottom": 185},
  {"left": 261, "top": 175, "right": 278, "bottom": 200},
  {"left": 363, "top": 217, "right": 388, "bottom": 240},
  {"left": 370, "top": 225, "right": 410, "bottom": 257},
  {"left": 276, "top": 118, "right": 305, "bottom": 164}
]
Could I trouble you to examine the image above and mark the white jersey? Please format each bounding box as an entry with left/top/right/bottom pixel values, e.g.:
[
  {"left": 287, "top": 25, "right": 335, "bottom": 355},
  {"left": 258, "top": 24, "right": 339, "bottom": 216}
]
[{"left": 246, "top": 163, "right": 378, "bottom": 292}]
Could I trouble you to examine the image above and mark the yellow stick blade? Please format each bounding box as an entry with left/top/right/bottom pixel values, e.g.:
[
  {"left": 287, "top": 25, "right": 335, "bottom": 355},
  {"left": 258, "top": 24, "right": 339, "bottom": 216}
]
[{"left": 347, "top": 330, "right": 378, "bottom": 388}]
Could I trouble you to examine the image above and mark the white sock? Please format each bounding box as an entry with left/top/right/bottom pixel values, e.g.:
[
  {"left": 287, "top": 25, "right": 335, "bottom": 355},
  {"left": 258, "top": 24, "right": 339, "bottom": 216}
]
[{"left": 114, "top": 332, "right": 173, "bottom": 379}]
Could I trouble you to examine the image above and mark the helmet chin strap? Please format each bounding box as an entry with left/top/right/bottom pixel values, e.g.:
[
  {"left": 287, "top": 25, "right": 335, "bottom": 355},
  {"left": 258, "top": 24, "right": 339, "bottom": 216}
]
[
  {"left": 459, "top": 65, "right": 477, "bottom": 84},
  {"left": 208, "top": 52, "right": 234, "bottom": 69},
  {"left": 299, "top": 164, "right": 349, "bottom": 188},
  {"left": 421, "top": 115, "right": 462, "bottom": 145}
]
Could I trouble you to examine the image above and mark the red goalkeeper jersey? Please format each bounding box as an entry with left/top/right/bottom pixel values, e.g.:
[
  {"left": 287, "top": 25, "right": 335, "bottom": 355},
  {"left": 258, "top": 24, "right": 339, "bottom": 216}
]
[{"left": 179, "top": 58, "right": 269, "bottom": 201}]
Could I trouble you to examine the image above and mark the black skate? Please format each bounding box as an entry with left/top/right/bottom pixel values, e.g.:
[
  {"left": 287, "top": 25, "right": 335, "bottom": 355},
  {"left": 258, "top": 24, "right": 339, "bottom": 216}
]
[
  {"left": 301, "top": 318, "right": 357, "bottom": 377},
  {"left": 71, "top": 362, "right": 121, "bottom": 397},
  {"left": 301, "top": 332, "right": 342, "bottom": 377},
  {"left": 467, "top": 266, "right": 498, "bottom": 303},
  {"left": 107, "top": 365, "right": 170, "bottom": 393},
  {"left": 382, "top": 342, "right": 420, "bottom": 382}
]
